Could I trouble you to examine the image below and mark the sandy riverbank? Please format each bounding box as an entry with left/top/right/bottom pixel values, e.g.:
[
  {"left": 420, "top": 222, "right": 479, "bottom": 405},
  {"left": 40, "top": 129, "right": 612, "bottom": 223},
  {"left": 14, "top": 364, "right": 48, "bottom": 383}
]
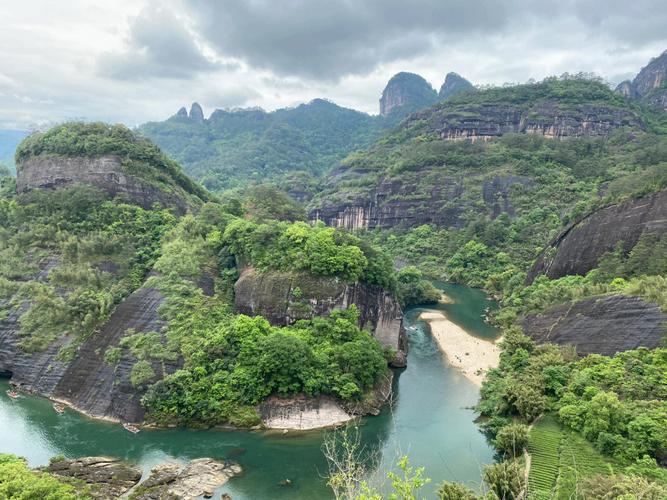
[{"left": 419, "top": 310, "right": 500, "bottom": 386}]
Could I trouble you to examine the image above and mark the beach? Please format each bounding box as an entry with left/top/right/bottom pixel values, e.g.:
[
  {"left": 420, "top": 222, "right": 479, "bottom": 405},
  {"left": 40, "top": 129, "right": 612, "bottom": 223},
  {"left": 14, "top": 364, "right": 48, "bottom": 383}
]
[{"left": 419, "top": 310, "right": 500, "bottom": 386}]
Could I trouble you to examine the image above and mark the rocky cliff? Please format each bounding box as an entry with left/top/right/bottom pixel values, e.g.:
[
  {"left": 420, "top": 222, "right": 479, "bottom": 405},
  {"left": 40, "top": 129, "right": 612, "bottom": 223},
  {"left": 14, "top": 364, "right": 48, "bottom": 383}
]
[
  {"left": 234, "top": 268, "right": 407, "bottom": 366},
  {"left": 16, "top": 154, "right": 192, "bottom": 213},
  {"left": 188, "top": 102, "right": 205, "bottom": 123},
  {"left": 0, "top": 268, "right": 177, "bottom": 422},
  {"left": 439, "top": 72, "right": 474, "bottom": 100},
  {"left": 405, "top": 100, "right": 644, "bottom": 141},
  {"left": 615, "top": 50, "right": 667, "bottom": 111},
  {"left": 379, "top": 72, "right": 438, "bottom": 118},
  {"left": 310, "top": 173, "right": 533, "bottom": 231},
  {"left": 521, "top": 294, "right": 666, "bottom": 356},
  {"left": 528, "top": 189, "right": 667, "bottom": 282}
]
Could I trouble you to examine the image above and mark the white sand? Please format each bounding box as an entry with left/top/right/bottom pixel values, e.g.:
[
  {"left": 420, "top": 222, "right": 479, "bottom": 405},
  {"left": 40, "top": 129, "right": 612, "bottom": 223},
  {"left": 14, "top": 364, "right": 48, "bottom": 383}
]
[{"left": 419, "top": 310, "right": 500, "bottom": 386}]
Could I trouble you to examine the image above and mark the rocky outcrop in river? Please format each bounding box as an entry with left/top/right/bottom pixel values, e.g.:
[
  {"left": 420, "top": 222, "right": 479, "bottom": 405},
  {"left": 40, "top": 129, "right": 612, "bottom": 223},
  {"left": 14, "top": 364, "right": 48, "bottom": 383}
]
[
  {"left": 234, "top": 268, "right": 407, "bottom": 366},
  {"left": 47, "top": 456, "right": 143, "bottom": 498},
  {"left": 521, "top": 294, "right": 667, "bottom": 356},
  {"left": 528, "top": 189, "right": 667, "bottom": 282},
  {"left": 16, "top": 155, "right": 192, "bottom": 214}
]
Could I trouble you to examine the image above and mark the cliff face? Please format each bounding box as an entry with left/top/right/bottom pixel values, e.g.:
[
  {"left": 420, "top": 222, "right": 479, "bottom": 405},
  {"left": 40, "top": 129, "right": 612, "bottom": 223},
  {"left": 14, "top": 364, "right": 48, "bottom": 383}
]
[
  {"left": 528, "top": 189, "right": 667, "bottom": 282},
  {"left": 406, "top": 101, "right": 644, "bottom": 141},
  {"left": 0, "top": 272, "right": 176, "bottom": 422},
  {"left": 234, "top": 268, "right": 407, "bottom": 366},
  {"left": 310, "top": 173, "right": 532, "bottom": 231},
  {"left": 16, "top": 155, "right": 191, "bottom": 213},
  {"left": 521, "top": 295, "right": 666, "bottom": 356},
  {"left": 379, "top": 72, "right": 438, "bottom": 118},
  {"left": 615, "top": 50, "right": 667, "bottom": 111}
]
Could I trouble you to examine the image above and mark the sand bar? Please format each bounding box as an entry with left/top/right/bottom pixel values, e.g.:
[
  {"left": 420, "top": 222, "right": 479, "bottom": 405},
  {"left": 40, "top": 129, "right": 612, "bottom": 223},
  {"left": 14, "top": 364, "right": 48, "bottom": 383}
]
[{"left": 419, "top": 310, "right": 500, "bottom": 386}]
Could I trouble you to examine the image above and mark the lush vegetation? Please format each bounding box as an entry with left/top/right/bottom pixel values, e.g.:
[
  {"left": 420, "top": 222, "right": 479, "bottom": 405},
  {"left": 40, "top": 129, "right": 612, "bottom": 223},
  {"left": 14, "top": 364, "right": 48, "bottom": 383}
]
[
  {"left": 139, "top": 99, "right": 383, "bottom": 192},
  {"left": 16, "top": 122, "right": 210, "bottom": 202},
  {"left": 0, "top": 185, "right": 175, "bottom": 354},
  {"left": 0, "top": 454, "right": 85, "bottom": 499},
  {"left": 91, "top": 207, "right": 396, "bottom": 426},
  {"left": 476, "top": 328, "right": 667, "bottom": 485}
]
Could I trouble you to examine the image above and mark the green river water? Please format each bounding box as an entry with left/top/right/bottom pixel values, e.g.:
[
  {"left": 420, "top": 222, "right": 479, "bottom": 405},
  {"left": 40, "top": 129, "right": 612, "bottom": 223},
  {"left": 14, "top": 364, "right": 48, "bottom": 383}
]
[{"left": 0, "top": 283, "right": 498, "bottom": 498}]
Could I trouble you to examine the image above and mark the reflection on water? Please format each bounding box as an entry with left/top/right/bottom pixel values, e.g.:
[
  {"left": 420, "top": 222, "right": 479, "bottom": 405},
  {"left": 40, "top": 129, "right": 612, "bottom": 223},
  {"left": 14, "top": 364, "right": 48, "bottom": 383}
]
[{"left": 0, "top": 283, "right": 497, "bottom": 499}]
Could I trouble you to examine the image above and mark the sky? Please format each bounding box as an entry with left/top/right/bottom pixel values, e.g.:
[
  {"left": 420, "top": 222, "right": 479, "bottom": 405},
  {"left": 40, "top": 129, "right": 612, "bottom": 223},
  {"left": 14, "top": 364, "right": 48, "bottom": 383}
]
[{"left": 0, "top": 0, "right": 666, "bottom": 130}]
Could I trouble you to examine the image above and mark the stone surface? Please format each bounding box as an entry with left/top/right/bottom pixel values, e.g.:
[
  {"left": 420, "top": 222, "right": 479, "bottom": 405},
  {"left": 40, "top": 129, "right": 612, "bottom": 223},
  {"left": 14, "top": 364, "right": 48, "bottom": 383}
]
[
  {"left": 188, "top": 102, "right": 205, "bottom": 123},
  {"left": 521, "top": 295, "right": 667, "bottom": 356},
  {"left": 615, "top": 50, "right": 667, "bottom": 111},
  {"left": 405, "top": 101, "right": 644, "bottom": 141},
  {"left": 16, "top": 155, "right": 190, "bottom": 214},
  {"left": 260, "top": 371, "right": 393, "bottom": 429},
  {"left": 47, "top": 456, "right": 142, "bottom": 498},
  {"left": 379, "top": 72, "right": 438, "bottom": 118},
  {"left": 259, "top": 395, "right": 353, "bottom": 430},
  {"left": 234, "top": 269, "right": 407, "bottom": 366},
  {"left": 133, "top": 458, "right": 242, "bottom": 500},
  {"left": 439, "top": 72, "right": 474, "bottom": 100},
  {"left": 528, "top": 189, "right": 667, "bottom": 282}
]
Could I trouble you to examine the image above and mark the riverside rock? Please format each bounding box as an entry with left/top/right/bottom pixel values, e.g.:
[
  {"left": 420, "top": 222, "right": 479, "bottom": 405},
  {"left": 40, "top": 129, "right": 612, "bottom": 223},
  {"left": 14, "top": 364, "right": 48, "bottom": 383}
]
[
  {"left": 46, "top": 456, "right": 142, "bottom": 498},
  {"left": 234, "top": 268, "right": 407, "bottom": 366},
  {"left": 132, "top": 458, "right": 242, "bottom": 500},
  {"left": 521, "top": 295, "right": 667, "bottom": 356},
  {"left": 528, "top": 189, "right": 667, "bottom": 282}
]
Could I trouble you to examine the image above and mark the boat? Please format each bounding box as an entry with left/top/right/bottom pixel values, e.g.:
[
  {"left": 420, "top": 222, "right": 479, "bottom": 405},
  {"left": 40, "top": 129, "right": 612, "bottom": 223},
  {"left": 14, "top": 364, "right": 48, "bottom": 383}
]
[
  {"left": 122, "top": 422, "right": 140, "bottom": 434},
  {"left": 6, "top": 390, "right": 19, "bottom": 399},
  {"left": 53, "top": 403, "right": 65, "bottom": 414}
]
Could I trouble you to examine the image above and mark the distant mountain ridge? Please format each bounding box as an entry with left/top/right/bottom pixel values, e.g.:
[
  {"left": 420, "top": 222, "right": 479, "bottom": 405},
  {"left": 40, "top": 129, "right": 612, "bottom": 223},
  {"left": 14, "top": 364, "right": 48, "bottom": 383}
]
[
  {"left": 139, "top": 70, "right": 474, "bottom": 192},
  {"left": 615, "top": 50, "right": 667, "bottom": 110}
]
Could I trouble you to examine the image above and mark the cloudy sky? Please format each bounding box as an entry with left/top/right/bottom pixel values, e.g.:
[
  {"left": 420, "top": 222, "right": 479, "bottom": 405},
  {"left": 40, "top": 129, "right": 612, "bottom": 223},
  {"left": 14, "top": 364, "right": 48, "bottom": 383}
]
[{"left": 1, "top": 0, "right": 666, "bottom": 129}]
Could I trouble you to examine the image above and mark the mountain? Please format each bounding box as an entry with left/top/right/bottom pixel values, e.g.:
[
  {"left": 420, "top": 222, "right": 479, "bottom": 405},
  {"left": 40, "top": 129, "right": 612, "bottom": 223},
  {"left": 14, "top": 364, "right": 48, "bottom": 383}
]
[
  {"left": 615, "top": 49, "right": 667, "bottom": 110},
  {"left": 438, "top": 72, "right": 474, "bottom": 100},
  {"left": 139, "top": 98, "right": 381, "bottom": 193},
  {"left": 0, "top": 122, "right": 406, "bottom": 426},
  {"left": 379, "top": 71, "right": 439, "bottom": 119},
  {"left": 310, "top": 77, "right": 650, "bottom": 235}
]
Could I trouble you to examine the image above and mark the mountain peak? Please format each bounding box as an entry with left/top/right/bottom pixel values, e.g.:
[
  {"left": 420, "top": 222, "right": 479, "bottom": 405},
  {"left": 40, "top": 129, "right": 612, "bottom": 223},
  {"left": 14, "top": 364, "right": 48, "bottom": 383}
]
[
  {"left": 379, "top": 72, "right": 438, "bottom": 117},
  {"left": 439, "top": 72, "right": 474, "bottom": 100},
  {"left": 175, "top": 107, "right": 188, "bottom": 118},
  {"left": 189, "top": 102, "right": 205, "bottom": 123}
]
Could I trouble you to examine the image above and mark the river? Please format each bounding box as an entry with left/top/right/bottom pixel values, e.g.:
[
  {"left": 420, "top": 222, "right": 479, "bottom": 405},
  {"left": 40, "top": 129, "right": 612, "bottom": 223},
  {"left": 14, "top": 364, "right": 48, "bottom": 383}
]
[{"left": 0, "top": 283, "right": 498, "bottom": 498}]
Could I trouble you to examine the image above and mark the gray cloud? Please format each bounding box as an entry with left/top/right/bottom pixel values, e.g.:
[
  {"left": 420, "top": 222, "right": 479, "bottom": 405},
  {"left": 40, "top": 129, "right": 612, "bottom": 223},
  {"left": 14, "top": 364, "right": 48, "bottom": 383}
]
[
  {"left": 97, "top": 4, "right": 220, "bottom": 80},
  {"left": 185, "top": 0, "right": 667, "bottom": 82}
]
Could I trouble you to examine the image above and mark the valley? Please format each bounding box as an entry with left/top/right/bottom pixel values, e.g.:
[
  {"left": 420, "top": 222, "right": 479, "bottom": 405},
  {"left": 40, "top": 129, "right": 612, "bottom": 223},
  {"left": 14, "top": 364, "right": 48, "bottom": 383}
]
[{"left": 0, "top": 46, "right": 666, "bottom": 499}]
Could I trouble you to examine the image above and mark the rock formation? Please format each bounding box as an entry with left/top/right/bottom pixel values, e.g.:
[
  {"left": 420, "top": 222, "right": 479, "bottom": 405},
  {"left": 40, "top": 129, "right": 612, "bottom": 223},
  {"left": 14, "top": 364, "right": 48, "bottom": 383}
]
[
  {"left": 310, "top": 174, "right": 533, "bottom": 231},
  {"left": 439, "top": 72, "right": 474, "bottom": 100},
  {"left": 615, "top": 50, "right": 667, "bottom": 110},
  {"left": 175, "top": 107, "right": 188, "bottom": 118},
  {"left": 133, "top": 459, "right": 242, "bottom": 500},
  {"left": 379, "top": 72, "right": 438, "bottom": 118},
  {"left": 234, "top": 268, "right": 407, "bottom": 366},
  {"left": 528, "top": 189, "right": 667, "bottom": 282},
  {"left": 521, "top": 295, "right": 667, "bottom": 356},
  {"left": 16, "top": 155, "right": 191, "bottom": 214},
  {"left": 188, "top": 102, "right": 205, "bottom": 123},
  {"left": 46, "top": 457, "right": 143, "bottom": 498},
  {"left": 405, "top": 101, "right": 644, "bottom": 141}
]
